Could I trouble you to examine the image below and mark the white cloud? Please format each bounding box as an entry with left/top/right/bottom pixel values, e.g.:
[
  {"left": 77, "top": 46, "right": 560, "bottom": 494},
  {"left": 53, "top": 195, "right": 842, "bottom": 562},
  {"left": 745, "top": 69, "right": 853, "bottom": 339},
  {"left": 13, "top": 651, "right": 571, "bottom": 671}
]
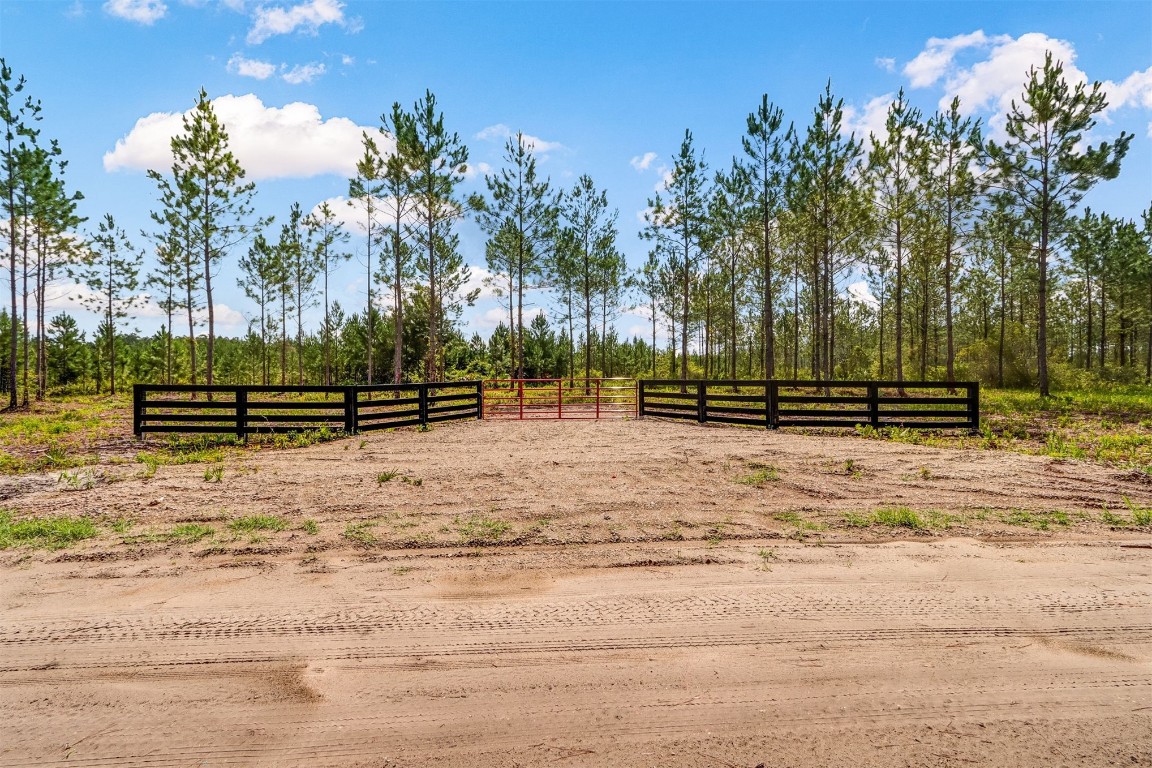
[
  {"left": 903, "top": 31, "right": 1152, "bottom": 142},
  {"left": 842, "top": 93, "right": 895, "bottom": 145},
  {"left": 630, "top": 152, "right": 658, "bottom": 171},
  {"left": 104, "top": 94, "right": 386, "bottom": 180},
  {"left": 281, "top": 62, "right": 326, "bottom": 85},
  {"left": 846, "top": 280, "right": 879, "bottom": 309},
  {"left": 475, "top": 124, "right": 565, "bottom": 155},
  {"left": 341, "top": 54, "right": 355, "bottom": 66},
  {"left": 903, "top": 30, "right": 1010, "bottom": 89},
  {"left": 470, "top": 302, "right": 545, "bottom": 331},
  {"left": 653, "top": 166, "right": 672, "bottom": 193},
  {"left": 463, "top": 161, "right": 492, "bottom": 180},
  {"left": 1102, "top": 66, "right": 1152, "bottom": 122},
  {"left": 462, "top": 266, "right": 499, "bottom": 301},
  {"left": 103, "top": 0, "right": 167, "bottom": 24},
  {"left": 947, "top": 33, "right": 1082, "bottom": 117},
  {"left": 312, "top": 195, "right": 419, "bottom": 236},
  {"left": 247, "top": 0, "right": 346, "bottom": 45},
  {"left": 227, "top": 53, "right": 276, "bottom": 80},
  {"left": 42, "top": 281, "right": 245, "bottom": 330},
  {"left": 875, "top": 57, "right": 896, "bottom": 73},
  {"left": 903, "top": 31, "right": 1085, "bottom": 122}
]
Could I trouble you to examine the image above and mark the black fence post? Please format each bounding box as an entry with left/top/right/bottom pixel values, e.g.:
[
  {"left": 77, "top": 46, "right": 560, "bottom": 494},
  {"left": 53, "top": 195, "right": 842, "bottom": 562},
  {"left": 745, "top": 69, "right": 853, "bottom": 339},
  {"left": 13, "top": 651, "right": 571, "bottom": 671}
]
[
  {"left": 419, "top": 383, "right": 429, "bottom": 425},
  {"left": 476, "top": 381, "right": 484, "bottom": 419},
  {"left": 696, "top": 381, "right": 707, "bottom": 424},
  {"left": 867, "top": 383, "right": 880, "bottom": 429},
  {"left": 765, "top": 381, "right": 775, "bottom": 430},
  {"left": 343, "top": 386, "right": 358, "bottom": 435},
  {"left": 968, "top": 382, "right": 981, "bottom": 433},
  {"left": 638, "top": 380, "right": 646, "bottom": 419},
  {"left": 236, "top": 388, "right": 248, "bottom": 441},
  {"left": 133, "top": 384, "right": 144, "bottom": 437}
]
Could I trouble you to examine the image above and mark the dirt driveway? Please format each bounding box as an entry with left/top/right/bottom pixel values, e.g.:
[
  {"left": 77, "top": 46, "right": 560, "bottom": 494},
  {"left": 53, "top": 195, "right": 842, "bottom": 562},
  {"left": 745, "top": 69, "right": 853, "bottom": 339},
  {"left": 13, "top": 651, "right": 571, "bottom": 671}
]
[{"left": 1, "top": 419, "right": 1150, "bottom": 766}]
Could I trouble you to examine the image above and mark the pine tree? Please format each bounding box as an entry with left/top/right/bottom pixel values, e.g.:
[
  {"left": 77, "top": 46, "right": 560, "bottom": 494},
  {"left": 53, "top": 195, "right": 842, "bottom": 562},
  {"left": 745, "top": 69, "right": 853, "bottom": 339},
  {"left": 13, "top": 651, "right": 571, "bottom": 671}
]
[
  {"left": 740, "top": 94, "right": 789, "bottom": 377},
  {"left": 68, "top": 214, "right": 143, "bottom": 396},
  {"left": 303, "top": 201, "right": 350, "bottom": 386},
  {"left": 165, "top": 88, "right": 259, "bottom": 387},
  {"left": 1, "top": 59, "right": 41, "bottom": 408},
  {"left": 642, "top": 130, "right": 710, "bottom": 383},
  {"left": 560, "top": 175, "right": 618, "bottom": 385},
  {"left": 472, "top": 132, "right": 560, "bottom": 378},
  {"left": 348, "top": 132, "right": 387, "bottom": 384},
  {"left": 986, "top": 51, "right": 1131, "bottom": 396},
  {"left": 398, "top": 90, "right": 469, "bottom": 381}
]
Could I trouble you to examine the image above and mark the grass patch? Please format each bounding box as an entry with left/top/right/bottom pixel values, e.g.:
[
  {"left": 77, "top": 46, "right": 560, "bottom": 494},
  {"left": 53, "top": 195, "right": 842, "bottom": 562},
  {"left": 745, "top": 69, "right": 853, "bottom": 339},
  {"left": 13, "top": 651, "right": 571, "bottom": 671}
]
[
  {"left": 228, "top": 514, "right": 287, "bottom": 533},
  {"left": 203, "top": 464, "right": 224, "bottom": 483},
  {"left": 738, "top": 462, "right": 780, "bottom": 485},
  {"left": 456, "top": 515, "right": 512, "bottom": 544},
  {"left": 843, "top": 506, "right": 953, "bottom": 531},
  {"left": 301, "top": 519, "right": 319, "bottom": 535},
  {"left": 1000, "top": 509, "right": 1071, "bottom": 531},
  {"left": 343, "top": 520, "right": 378, "bottom": 545},
  {"left": 874, "top": 506, "right": 927, "bottom": 529},
  {"left": 168, "top": 523, "right": 215, "bottom": 543},
  {"left": 773, "top": 511, "right": 826, "bottom": 531},
  {"left": 0, "top": 511, "right": 97, "bottom": 549}
]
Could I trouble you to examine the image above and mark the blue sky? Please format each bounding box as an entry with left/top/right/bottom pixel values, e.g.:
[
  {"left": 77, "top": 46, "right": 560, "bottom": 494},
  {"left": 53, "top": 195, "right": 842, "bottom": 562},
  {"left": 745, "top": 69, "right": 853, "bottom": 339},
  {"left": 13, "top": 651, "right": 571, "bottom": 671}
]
[{"left": 2, "top": 0, "right": 1150, "bottom": 341}]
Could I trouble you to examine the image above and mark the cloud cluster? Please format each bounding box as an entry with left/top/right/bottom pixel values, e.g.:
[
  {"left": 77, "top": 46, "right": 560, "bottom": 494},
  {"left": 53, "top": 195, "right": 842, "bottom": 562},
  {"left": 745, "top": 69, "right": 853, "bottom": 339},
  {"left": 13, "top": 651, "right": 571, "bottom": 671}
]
[
  {"left": 629, "top": 152, "right": 657, "bottom": 171},
  {"left": 226, "top": 53, "right": 277, "bottom": 80},
  {"left": 902, "top": 30, "right": 1152, "bottom": 138},
  {"left": 102, "top": 0, "right": 167, "bottom": 24},
  {"left": 842, "top": 93, "right": 895, "bottom": 145},
  {"left": 227, "top": 54, "right": 328, "bottom": 85},
  {"left": 104, "top": 94, "right": 386, "bottom": 180},
  {"left": 475, "top": 124, "right": 565, "bottom": 155},
  {"left": 247, "top": 0, "right": 347, "bottom": 45}
]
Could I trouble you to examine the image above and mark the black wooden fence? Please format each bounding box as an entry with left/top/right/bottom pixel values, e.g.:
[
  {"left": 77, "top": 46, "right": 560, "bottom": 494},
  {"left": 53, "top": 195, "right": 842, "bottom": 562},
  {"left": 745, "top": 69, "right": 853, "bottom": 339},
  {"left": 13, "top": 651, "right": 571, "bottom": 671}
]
[
  {"left": 132, "top": 381, "right": 483, "bottom": 438},
  {"left": 639, "top": 379, "right": 979, "bottom": 431}
]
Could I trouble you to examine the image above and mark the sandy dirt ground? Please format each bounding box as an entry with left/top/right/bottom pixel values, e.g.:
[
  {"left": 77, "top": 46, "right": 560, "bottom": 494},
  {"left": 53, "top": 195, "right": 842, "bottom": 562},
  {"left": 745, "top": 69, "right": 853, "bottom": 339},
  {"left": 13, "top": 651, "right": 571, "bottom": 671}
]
[{"left": 1, "top": 419, "right": 1151, "bottom": 766}]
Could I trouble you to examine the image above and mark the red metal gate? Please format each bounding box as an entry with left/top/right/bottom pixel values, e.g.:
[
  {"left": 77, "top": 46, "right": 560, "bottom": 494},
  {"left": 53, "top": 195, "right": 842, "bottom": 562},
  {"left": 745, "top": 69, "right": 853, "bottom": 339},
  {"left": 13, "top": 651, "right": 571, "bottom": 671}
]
[{"left": 482, "top": 378, "right": 637, "bottom": 419}]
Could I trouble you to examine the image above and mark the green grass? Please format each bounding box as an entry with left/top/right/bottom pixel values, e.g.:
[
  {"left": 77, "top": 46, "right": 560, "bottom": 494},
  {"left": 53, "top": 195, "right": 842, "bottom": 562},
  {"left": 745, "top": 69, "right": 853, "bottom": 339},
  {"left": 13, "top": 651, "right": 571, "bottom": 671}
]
[
  {"left": 843, "top": 506, "right": 952, "bottom": 531},
  {"left": 738, "top": 462, "right": 780, "bottom": 485},
  {"left": 343, "top": 520, "right": 378, "bottom": 544},
  {"left": 0, "top": 511, "right": 98, "bottom": 549},
  {"left": 455, "top": 515, "right": 512, "bottom": 544},
  {"left": 773, "top": 511, "right": 826, "bottom": 531},
  {"left": 874, "top": 506, "right": 927, "bottom": 529},
  {"left": 167, "top": 523, "right": 215, "bottom": 543},
  {"left": 1000, "top": 509, "right": 1071, "bottom": 531},
  {"left": 301, "top": 519, "right": 319, "bottom": 535},
  {"left": 203, "top": 464, "right": 224, "bottom": 483},
  {"left": 1123, "top": 497, "right": 1152, "bottom": 527},
  {"left": 227, "top": 514, "right": 287, "bottom": 533}
]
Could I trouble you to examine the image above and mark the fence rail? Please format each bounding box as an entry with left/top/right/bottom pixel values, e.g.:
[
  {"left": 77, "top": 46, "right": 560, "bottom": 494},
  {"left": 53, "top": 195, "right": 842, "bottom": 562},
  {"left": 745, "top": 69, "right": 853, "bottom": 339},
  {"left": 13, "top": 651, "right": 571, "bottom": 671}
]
[
  {"left": 639, "top": 379, "right": 979, "bottom": 431},
  {"left": 133, "top": 381, "right": 482, "bottom": 438}
]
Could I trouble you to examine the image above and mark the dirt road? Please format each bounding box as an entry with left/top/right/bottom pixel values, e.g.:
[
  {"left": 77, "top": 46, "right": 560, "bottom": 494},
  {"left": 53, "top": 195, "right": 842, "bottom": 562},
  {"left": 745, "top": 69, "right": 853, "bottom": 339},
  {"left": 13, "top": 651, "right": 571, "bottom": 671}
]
[{"left": 2, "top": 537, "right": 1150, "bottom": 767}]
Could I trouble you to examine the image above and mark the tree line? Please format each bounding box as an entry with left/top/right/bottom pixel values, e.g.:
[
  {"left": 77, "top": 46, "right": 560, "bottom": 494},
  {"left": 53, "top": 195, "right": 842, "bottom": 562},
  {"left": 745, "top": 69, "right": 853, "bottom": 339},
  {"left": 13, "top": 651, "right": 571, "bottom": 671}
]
[{"left": 1, "top": 52, "right": 1149, "bottom": 406}]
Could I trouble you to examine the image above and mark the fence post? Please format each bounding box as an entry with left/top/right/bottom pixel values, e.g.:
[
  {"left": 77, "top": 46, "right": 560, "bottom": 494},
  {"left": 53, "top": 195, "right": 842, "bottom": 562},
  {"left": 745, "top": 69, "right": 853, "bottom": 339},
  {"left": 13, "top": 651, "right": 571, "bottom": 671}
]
[
  {"left": 697, "top": 381, "right": 706, "bottom": 424},
  {"left": 765, "top": 381, "right": 774, "bottom": 430},
  {"left": 477, "top": 381, "right": 484, "bottom": 420},
  {"left": 236, "top": 388, "right": 248, "bottom": 441},
  {"left": 637, "top": 380, "right": 645, "bottom": 419},
  {"left": 343, "top": 386, "right": 357, "bottom": 435},
  {"left": 133, "top": 384, "right": 144, "bottom": 437},
  {"left": 868, "top": 382, "right": 880, "bottom": 429},
  {"left": 419, "top": 383, "right": 430, "bottom": 425},
  {"left": 968, "top": 382, "right": 980, "bottom": 433}
]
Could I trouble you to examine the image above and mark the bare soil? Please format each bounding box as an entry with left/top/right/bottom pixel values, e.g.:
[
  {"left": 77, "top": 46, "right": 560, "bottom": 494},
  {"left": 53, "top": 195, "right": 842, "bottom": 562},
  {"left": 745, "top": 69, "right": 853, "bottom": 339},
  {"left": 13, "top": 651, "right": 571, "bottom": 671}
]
[{"left": 2, "top": 419, "right": 1150, "bottom": 766}]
